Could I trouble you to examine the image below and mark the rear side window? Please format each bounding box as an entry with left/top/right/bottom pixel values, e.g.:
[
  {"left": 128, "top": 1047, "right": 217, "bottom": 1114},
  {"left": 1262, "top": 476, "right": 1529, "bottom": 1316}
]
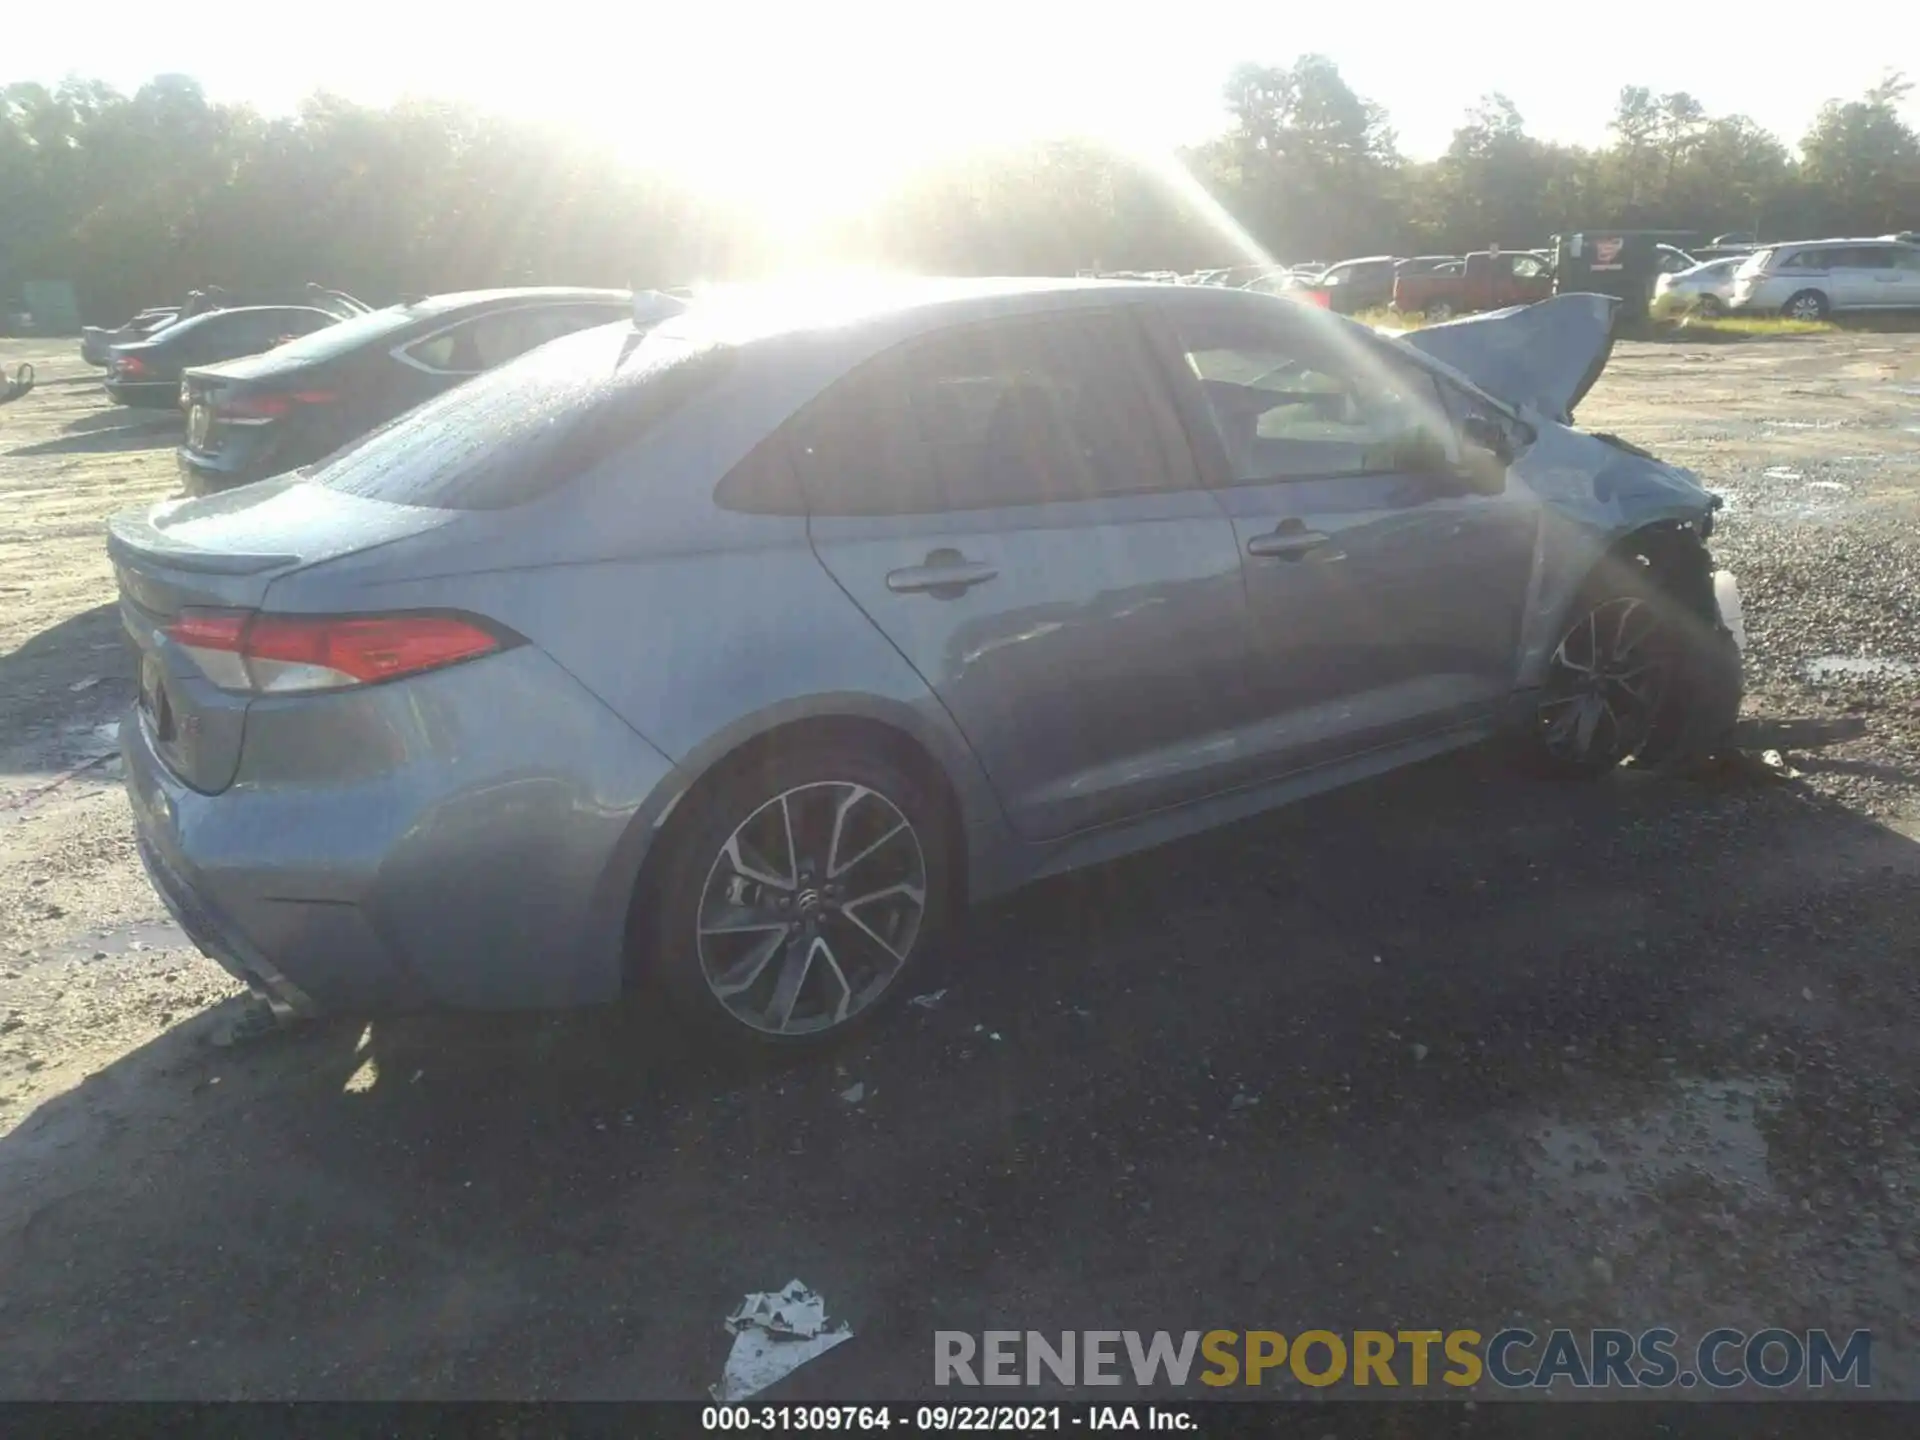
[
  {"left": 1778, "top": 249, "right": 1829, "bottom": 271},
  {"left": 788, "top": 309, "right": 1194, "bottom": 516},
  {"left": 401, "top": 304, "right": 626, "bottom": 376},
  {"left": 304, "top": 326, "right": 736, "bottom": 510}
]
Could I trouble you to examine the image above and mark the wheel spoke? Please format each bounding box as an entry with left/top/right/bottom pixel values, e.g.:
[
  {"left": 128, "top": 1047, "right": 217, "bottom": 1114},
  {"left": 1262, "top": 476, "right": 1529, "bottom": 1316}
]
[
  {"left": 709, "top": 926, "right": 793, "bottom": 998},
  {"left": 1551, "top": 634, "right": 1595, "bottom": 676},
  {"left": 1574, "top": 695, "right": 1605, "bottom": 756},
  {"left": 840, "top": 881, "right": 926, "bottom": 963},
  {"left": 767, "top": 934, "right": 821, "bottom": 1032},
  {"left": 1610, "top": 598, "right": 1649, "bottom": 659},
  {"left": 722, "top": 832, "right": 794, "bottom": 893},
  {"left": 830, "top": 818, "right": 910, "bottom": 882}
]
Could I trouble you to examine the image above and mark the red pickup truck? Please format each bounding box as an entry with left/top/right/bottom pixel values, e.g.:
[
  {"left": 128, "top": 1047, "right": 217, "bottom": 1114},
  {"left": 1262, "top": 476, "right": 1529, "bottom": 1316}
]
[{"left": 1391, "top": 250, "right": 1554, "bottom": 320}]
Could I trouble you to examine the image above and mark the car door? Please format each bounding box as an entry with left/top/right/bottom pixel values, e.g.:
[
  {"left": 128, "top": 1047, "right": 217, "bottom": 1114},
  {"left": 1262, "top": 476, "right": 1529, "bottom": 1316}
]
[
  {"left": 1154, "top": 292, "right": 1540, "bottom": 775},
  {"left": 1890, "top": 245, "right": 1920, "bottom": 307},
  {"left": 1849, "top": 245, "right": 1912, "bottom": 308},
  {"left": 1824, "top": 246, "right": 1885, "bottom": 310},
  {"left": 798, "top": 306, "right": 1258, "bottom": 841}
]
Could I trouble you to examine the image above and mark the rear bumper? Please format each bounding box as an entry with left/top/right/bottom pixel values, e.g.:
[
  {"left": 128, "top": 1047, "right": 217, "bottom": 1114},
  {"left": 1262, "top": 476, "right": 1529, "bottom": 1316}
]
[
  {"left": 134, "top": 829, "right": 320, "bottom": 1019},
  {"left": 104, "top": 379, "right": 179, "bottom": 408},
  {"left": 178, "top": 445, "right": 278, "bottom": 497},
  {"left": 118, "top": 643, "right": 682, "bottom": 1016}
]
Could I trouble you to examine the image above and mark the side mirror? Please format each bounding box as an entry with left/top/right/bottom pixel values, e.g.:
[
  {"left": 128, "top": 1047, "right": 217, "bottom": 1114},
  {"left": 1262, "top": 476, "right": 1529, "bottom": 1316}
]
[{"left": 1461, "top": 413, "right": 1514, "bottom": 467}]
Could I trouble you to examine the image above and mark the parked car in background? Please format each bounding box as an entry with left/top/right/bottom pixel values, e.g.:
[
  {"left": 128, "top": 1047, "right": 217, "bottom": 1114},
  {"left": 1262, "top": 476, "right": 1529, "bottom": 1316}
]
[
  {"left": 83, "top": 307, "right": 181, "bottom": 367},
  {"left": 1395, "top": 255, "right": 1460, "bottom": 277},
  {"left": 1652, "top": 256, "right": 1745, "bottom": 317},
  {"left": 176, "top": 287, "right": 650, "bottom": 495},
  {"left": 1728, "top": 239, "right": 1920, "bottom": 319},
  {"left": 1655, "top": 244, "right": 1701, "bottom": 275},
  {"left": 105, "top": 307, "right": 342, "bottom": 408},
  {"left": 1298, "top": 256, "right": 1404, "bottom": 313},
  {"left": 1391, "top": 250, "right": 1553, "bottom": 319},
  {"left": 112, "top": 281, "right": 1742, "bottom": 1049}
]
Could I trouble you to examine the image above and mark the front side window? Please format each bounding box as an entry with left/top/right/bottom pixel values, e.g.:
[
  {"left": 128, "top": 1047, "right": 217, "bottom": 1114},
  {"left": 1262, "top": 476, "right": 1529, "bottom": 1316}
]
[
  {"left": 1172, "top": 309, "right": 1457, "bottom": 483},
  {"left": 790, "top": 309, "right": 1192, "bottom": 516}
]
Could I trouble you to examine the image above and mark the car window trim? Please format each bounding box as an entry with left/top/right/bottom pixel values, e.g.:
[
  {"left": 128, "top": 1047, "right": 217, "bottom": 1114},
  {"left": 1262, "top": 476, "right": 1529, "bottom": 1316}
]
[{"left": 391, "top": 301, "right": 621, "bottom": 378}]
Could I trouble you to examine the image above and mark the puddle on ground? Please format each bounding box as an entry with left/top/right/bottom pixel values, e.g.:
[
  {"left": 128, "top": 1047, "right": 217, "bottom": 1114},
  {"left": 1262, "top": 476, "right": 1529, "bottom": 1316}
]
[
  {"left": 1528, "top": 1077, "right": 1786, "bottom": 1207},
  {"left": 1804, "top": 656, "right": 1920, "bottom": 683},
  {"left": 39, "top": 918, "right": 192, "bottom": 964}
]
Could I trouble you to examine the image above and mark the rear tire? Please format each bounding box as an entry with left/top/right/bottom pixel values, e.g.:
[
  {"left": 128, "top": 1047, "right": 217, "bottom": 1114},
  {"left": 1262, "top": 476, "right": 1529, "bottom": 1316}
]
[
  {"left": 643, "top": 739, "right": 951, "bottom": 1051},
  {"left": 1426, "top": 300, "right": 1456, "bottom": 322},
  {"left": 1781, "top": 289, "right": 1829, "bottom": 321}
]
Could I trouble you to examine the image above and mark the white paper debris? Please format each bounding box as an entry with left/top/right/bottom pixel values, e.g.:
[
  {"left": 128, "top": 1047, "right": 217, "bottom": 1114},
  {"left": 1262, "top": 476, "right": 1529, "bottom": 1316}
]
[
  {"left": 908, "top": 989, "right": 948, "bottom": 1010},
  {"left": 712, "top": 1280, "right": 853, "bottom": 1402},
  {"left": 839, "top": 1082, "right": 865, "bottom": 1104},
  {"left": 69, "top": 676, "right": 101, "bottom": 693}
]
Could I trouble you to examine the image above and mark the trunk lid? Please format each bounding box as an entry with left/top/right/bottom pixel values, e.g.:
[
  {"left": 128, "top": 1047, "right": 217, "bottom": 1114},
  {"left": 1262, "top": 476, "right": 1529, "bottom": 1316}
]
[
  {"left": 180, "top": 354, "right": 333, "bottom": 457},
  {"left": 108, "top": 477, "right": 458, "bottom": 792},
  {"left": 1399, "top": 291, "right": 1617, "bottom": 425}
]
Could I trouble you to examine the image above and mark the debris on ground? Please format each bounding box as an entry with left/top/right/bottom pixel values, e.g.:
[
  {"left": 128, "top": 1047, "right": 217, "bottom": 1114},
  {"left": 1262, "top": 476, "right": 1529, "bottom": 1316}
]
[
  {"left": 838, "top": 1082, "right": 865, "bottom": 1105},
  {"left": 711, "top": 1280, "right": 853, "bottom": 1402},
  {"left": 205, "top": 996, "right": 287, "bottom": 1050},
  {"left": 908, "top": 989, "right": 947, "bottom": 1010}
]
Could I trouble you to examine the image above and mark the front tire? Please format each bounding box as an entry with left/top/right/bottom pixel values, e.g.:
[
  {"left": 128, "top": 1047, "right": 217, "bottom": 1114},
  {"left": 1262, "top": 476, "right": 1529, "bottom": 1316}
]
[
  {"left": 1525, "top": 567, "right": 1684, "bottom": 780},
  {"left": 1426, "top": 300, "right": 1456, "bottom": 322},
  {"left": 644, "top": 739, "right": 950, "bottom": 1050},
  {"left": 1781, "top": 289, "right": 1829, "bottom": 321},
  {"left": 1695, "top": 294, "right": 1725, "bottom": 317}
]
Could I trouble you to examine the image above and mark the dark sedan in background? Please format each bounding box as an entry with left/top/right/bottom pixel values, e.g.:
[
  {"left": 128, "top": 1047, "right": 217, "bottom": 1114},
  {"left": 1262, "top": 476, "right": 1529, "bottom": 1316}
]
[
  {"left": 105, "top": 306, "right": 341, "bottom": 408},
  {"left": 176, "top": 287, "right": 651, "bottom": 495}
]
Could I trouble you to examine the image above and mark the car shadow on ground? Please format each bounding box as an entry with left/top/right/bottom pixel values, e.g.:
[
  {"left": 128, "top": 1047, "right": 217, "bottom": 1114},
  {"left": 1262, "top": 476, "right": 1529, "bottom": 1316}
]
[
  {"left": 0, "top": 603, "right": 132, "bottom": 740},
  {"left": 7, "top": 414, "right": 178, "bottom": 458},
  {"left": 3, "top": 730, "right": 1918, "bottom": 1399}
]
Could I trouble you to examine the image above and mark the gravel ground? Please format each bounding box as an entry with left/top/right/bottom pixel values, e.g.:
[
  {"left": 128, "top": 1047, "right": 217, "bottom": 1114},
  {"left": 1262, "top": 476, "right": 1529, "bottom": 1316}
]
[{"left": 0, "top": 330, "right": 1917, "bottom": 1403}]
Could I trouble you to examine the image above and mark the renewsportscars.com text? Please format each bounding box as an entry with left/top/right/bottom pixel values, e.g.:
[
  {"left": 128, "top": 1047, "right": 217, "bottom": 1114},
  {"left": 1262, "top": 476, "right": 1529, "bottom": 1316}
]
[{"left": 934, "top": 1328, "right": 1872, "bottom": 1390}]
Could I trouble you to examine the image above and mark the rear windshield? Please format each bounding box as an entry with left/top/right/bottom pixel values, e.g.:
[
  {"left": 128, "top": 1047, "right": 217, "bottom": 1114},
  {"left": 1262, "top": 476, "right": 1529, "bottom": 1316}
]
[{"left": 302, "top": 324, "right": 736, "bottom": 510}]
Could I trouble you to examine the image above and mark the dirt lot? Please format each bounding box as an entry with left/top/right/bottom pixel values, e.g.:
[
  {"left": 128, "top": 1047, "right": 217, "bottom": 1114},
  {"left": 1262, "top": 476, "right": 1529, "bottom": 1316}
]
[{"left": 1, "top": 331, "right": 1918, "bottom": 1401}]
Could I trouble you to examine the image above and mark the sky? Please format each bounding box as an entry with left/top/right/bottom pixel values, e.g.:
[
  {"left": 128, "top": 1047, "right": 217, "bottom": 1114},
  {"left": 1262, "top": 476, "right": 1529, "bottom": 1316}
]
[{"left": 11, "top": 0, "right": 1920, "bottom": 212}]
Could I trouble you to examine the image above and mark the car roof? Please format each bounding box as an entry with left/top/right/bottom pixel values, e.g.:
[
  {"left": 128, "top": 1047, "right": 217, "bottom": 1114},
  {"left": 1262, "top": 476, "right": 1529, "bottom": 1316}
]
[
  {"left": 133, "top": 304, "right": 334, "bottom": 343},
  {"left": 1770, "top": 237, "right": 1919, "bottom": 248},
  {"left": 399, "top": 287, "right": 632, "bottom": 318},
  {"left": 646, "top": 275, "right": 1182, "bottom": 349}
]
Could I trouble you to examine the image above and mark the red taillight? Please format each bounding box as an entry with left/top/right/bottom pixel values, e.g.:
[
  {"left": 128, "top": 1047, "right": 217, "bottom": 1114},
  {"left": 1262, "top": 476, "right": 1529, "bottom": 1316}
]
[
  {"left": 165, "top": 609, "right": 504, "bottom": 693},
  {"left": 219, "top": 389, "right": 339, "bottom": 422},
  {"left": 116, "top": 355, "right": 149, "bottom": 377}
]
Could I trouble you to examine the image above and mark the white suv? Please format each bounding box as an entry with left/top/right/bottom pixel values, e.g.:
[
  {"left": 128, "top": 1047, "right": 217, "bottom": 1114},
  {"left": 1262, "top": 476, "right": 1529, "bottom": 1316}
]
[{"left": 1729, "top": 239, "right": 1920, "bottom": 319}]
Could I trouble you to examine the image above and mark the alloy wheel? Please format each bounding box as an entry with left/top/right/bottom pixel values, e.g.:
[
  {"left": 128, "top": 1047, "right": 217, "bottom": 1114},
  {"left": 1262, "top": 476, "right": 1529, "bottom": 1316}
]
[
  {"left": 696, "top": 781, "right": 928, "bottom": 1036},
  {"left": 1785, "top": 294, "right": 1825, "bottom": 321},
  {"left": 1537, "top": 596, "right": 1673, "bottom": 767}
]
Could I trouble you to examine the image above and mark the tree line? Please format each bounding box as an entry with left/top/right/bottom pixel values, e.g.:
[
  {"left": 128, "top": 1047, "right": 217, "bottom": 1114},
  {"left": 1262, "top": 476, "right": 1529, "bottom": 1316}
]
[{"left": 2, "top": 61, "right": 1916, "bottom": 321}]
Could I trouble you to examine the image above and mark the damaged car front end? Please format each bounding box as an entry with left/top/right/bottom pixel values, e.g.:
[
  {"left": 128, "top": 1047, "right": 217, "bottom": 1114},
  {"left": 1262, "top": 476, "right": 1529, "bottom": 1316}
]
[{"left": 1399, "top": 292, "right": 1744, "bottom": 772}]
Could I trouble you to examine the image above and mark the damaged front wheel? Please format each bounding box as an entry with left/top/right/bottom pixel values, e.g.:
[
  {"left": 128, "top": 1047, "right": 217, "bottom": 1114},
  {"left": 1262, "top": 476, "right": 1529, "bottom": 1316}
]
[{"left": 1528, "top": 584, "right": 1681, "bottom": 778}]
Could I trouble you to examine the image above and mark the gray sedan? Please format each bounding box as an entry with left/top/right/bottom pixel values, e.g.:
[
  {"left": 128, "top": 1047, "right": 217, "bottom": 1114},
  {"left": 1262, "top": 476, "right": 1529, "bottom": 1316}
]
[{"left": 111, "top": 281, "right": 1743, "bottom": 1049}]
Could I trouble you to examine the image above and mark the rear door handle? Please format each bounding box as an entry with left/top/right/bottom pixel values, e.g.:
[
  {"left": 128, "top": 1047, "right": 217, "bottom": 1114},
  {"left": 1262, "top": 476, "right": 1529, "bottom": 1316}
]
[
  {"left": 886, "top": 550, "right": 999, "bottom": 595},
  {"left": 1246, "top": 528, "right": 1334, "bottom": 559}
]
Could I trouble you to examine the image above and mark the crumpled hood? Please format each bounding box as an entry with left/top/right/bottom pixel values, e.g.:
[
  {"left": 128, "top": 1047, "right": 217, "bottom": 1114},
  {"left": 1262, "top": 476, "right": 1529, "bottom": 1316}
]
[{"left": 1400, "top": 292, "right": 1618, "bottom": 425}]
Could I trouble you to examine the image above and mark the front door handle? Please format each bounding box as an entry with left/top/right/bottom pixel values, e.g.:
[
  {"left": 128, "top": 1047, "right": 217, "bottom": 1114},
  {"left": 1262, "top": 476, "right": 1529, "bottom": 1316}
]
[
  {"left": 1246, "top": 526, "right": 1334, "bottom": 559},
  {"left": 886, "top": 549, "right": 999, "bottom": 595}
]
